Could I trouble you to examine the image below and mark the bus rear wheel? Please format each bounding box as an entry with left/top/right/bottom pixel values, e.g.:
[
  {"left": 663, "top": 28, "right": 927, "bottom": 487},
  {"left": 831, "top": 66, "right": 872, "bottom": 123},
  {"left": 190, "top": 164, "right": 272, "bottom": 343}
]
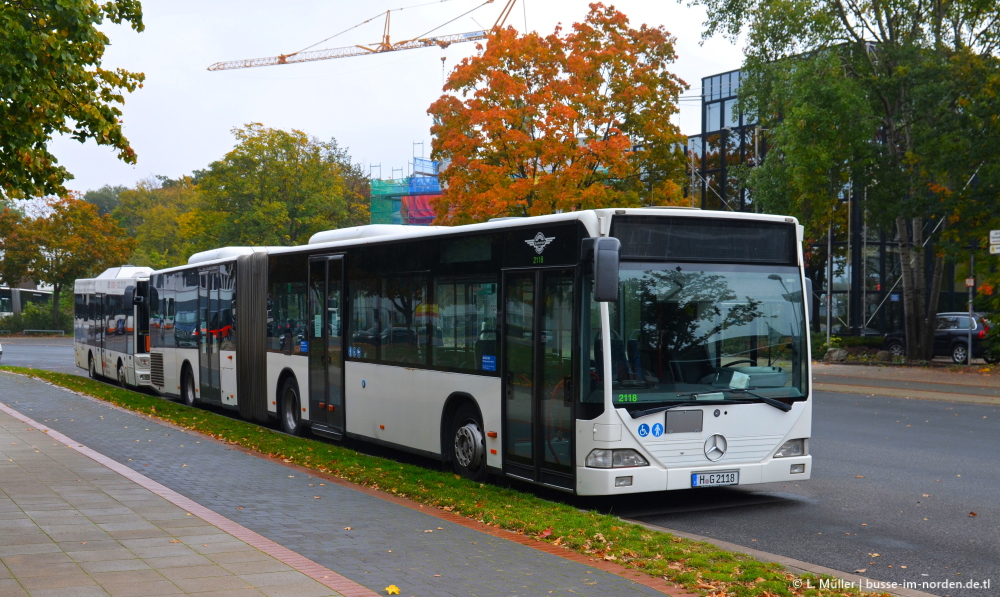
[
  {"left": 451, "top": 403, "right": 487, "bottom": 482},
  {"left": 181, "top": 367, "right": 197, "bottom": 407},
  {"left": 280, "top": 378, "right": 303, "bottom": 436}
]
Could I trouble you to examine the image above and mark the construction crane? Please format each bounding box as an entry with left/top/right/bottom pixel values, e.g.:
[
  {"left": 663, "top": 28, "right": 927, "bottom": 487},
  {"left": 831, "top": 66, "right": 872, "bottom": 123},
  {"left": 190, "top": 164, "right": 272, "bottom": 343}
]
[{"left": 207, "top": 0, "right": 517, "bottom": 71}]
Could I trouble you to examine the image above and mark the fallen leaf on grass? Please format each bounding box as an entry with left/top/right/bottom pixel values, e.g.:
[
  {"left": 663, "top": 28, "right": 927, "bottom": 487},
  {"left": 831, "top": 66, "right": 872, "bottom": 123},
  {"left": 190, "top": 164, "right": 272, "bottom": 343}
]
[{"left": 539, "top": 527, "right": 553, "bottom": 538}]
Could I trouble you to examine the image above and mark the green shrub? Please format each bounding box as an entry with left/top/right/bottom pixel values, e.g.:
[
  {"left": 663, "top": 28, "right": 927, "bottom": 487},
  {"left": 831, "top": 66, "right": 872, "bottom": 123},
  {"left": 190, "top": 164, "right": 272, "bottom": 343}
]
[
  {"left": 984, "top": 325, "right": 1000, "bottom": 365},
  {"left": 0, "top": 302, "right": 72, "bottom": 334}
]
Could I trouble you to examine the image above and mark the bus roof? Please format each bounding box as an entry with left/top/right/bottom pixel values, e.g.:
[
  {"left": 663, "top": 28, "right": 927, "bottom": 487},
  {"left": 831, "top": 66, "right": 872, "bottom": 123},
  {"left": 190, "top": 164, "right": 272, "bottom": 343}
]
[{"left": 152, "top": 208, "right": 799, "bottom": 272}]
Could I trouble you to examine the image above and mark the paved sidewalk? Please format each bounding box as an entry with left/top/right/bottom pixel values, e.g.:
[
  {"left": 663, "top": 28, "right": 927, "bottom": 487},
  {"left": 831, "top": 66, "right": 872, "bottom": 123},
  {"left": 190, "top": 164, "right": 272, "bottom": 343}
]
[
  {"left": 0, "top": 406, "right": 347, "bottom": 597},
  {"left": 813, "top": 363, "right": 1000, "bottom": 405},
  {"left": 0, "top": 372, "right": 678, "bottom": 597}
]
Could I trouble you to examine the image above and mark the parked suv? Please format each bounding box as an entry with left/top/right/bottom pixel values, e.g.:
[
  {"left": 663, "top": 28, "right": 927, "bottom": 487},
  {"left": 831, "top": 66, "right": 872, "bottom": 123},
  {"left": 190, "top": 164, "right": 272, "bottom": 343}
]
[{"left": 883, "top": 312, "right": 993, "bottom": 363}]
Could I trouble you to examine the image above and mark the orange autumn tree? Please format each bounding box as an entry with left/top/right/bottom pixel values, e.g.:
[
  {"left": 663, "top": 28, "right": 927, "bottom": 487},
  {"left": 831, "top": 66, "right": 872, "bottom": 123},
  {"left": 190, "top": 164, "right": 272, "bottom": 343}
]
[
  {"left": 27, "top": 195, "right": 135, "bottom": 327},
  {"left": 427, "top": 3, "right": 688, "bottom": 224}
]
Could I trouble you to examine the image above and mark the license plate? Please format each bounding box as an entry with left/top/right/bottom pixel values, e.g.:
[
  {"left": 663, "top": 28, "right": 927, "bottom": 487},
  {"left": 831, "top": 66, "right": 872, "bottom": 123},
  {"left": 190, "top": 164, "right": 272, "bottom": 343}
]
[{"left": 691, "top": 471, "right": 739, "bottom": 487}]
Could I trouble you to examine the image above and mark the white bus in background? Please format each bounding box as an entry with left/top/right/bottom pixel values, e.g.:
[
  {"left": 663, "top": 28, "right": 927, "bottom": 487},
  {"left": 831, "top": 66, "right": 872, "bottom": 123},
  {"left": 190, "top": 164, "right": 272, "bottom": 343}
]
[
  {"left": 142, "top": 208, "right": 812, "bottom": 496},
  {"left": 0, "top": 287, "right": 53, "bottom": 319},
  {"left": 74, "top": 266, "right": 154, "bottom": 387}
]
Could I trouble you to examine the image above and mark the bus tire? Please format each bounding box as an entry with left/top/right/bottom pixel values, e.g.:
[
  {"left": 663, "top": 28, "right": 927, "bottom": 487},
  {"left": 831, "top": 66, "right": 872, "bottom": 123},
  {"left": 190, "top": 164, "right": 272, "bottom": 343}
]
[
  {"left": 450, "top": 403, "right": 487, "bottom": 482},
  {"left": 88, "top": 354, "right": 98, "bottom": 379},
  {"left": 279, "top": 378, "right": 303, "bottom": 436},
  {"left": 181, "top": 366, "right": 197, "bottom": 407},
  {"left": 117, "top": 361, "right": 127, "bottom": 388}
]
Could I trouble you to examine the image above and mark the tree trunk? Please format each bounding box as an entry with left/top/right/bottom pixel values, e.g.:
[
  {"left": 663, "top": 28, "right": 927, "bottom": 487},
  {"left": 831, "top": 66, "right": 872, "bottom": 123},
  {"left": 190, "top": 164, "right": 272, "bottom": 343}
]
[
  {"left": 51, "top": 283, "right": 62, "bottom": 331},
  {"left": 896, "top": 217, "right": 944, "bottom": 361},
  {"left": 896, "top": 216, "right": 920, "bottom": 359}
]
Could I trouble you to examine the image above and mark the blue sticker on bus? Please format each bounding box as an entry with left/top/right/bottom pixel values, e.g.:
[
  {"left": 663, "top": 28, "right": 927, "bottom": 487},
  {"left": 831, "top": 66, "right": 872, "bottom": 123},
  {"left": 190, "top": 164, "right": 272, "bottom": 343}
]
[
  {"left": 482, "top": 355, "right": 496, "bottom": 371},
  {"left": 652, "top": 423, "right": 663, "bottom": 437},
  {"left": 300, "top": 341, "right": 308, "bottom": 353},
  {"left": 637, "top": 423, "right": 650, "bottom": 437}
]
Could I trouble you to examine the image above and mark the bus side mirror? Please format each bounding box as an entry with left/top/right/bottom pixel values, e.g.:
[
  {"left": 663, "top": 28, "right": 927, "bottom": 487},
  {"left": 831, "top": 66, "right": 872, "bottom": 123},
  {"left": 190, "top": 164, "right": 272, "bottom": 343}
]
[
  {"left": 804, "top": 278, "right": 812, "bottom": 322},
  {"left": 124, "top": 285, "right": 144, "bottom": 306},
  {"left": 589, "top": 237, "right": 620, "bottom": 303}
]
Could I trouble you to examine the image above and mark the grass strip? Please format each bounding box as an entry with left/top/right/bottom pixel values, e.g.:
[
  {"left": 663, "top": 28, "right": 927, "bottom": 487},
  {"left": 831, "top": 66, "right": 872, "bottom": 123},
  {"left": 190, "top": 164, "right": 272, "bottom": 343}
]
[{"left": 1, "top": 366, "right": 883, "bottom": 597}]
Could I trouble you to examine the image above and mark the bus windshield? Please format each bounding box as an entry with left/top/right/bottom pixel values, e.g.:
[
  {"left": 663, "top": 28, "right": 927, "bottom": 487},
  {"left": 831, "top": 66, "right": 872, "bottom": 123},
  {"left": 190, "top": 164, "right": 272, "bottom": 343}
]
[{"left": 584, "top": 262, "right": 808, "bottom": 409}]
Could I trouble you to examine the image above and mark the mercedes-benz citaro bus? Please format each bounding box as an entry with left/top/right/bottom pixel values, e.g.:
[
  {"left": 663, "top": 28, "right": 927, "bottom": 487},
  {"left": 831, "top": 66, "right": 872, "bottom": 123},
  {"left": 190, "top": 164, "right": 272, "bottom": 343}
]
[
  {"left": 139, "top": 208, "right": 811, "bottom": 495},
  {"left": 74, "top": 266, "right": 155, "bottom": 387}
]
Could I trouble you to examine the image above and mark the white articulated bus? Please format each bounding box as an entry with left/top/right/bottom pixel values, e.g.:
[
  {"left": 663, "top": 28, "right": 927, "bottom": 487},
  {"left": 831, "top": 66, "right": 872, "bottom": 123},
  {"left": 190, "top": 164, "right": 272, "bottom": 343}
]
[
  {"left": 141, "top": 208, "right": 811, "bottom": 495},
  {"left": 74, "top": 266, "right": 155, "bottom": 387}
]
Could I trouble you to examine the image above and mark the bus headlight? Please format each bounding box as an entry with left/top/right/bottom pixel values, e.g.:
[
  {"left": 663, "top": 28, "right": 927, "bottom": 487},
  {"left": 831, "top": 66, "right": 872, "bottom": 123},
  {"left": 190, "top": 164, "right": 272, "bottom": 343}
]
[
  {"left": 586, "top": 449, "right": 649, "bottom": 469},
  {"left": 137, "top": 357, "right": 150, "bottom": 367},
  {"left": 774, "top": 439, "right": 807, "bottom": 458}
]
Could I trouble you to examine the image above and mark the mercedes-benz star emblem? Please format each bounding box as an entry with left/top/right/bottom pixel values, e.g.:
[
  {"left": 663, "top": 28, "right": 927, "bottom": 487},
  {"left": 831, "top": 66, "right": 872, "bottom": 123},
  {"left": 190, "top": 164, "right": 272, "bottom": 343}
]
[
  {"left": 525, "top": 232, "right": 555, "bottom": 254},
  {"left": 704, "top": 434, "right": 728, "bottom": 461}
]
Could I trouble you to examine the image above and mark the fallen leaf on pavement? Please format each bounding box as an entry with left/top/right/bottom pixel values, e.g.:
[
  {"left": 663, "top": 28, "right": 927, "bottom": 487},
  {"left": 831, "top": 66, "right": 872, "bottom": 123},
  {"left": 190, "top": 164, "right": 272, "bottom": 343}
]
[
  {"left": 855, "top": 568, "right": 867, "bottom": 573},
  {"left": 969, "top": 512, "right": 977, "bottom": 517},
  {"left": 855, "top": 475, "right": 865, "bottom": 478},
  {"left": 385, "top": 585, "right": 400, "bottom": 595},
  {"left": 344, "top": 527, "right": 352, "bottom": 530}
]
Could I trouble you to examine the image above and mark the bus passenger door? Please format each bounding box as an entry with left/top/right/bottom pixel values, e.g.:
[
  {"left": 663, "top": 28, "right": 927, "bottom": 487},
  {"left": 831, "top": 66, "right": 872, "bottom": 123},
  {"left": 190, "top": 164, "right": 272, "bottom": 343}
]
[
  {"left": 198, "top": 268, "right": 222, "bottom": 403},
  {"left": 308, "top": 255, "right": 345, "bottom": 437},
  {"left": 95, "top": 294, "right": 106, "bottom": 376},
  {"left": 502, "top": 269, "right": 575, "bottom": 490}
]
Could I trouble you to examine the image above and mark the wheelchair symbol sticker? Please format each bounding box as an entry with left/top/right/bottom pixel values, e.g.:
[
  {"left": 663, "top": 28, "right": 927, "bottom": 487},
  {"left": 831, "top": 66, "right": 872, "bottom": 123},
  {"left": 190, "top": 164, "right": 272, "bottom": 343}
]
[
  {"left": 652, "top": 423, "right": 663, "bottom": 437},
  {"left": 637, "top": 424, "right": 650, "bottom": 437}
]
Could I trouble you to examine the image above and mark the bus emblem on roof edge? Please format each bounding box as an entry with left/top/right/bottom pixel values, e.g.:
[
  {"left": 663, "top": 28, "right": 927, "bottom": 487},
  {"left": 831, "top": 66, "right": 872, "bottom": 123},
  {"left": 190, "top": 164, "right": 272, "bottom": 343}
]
[{"left": 525, "top": 232, "right": 555, "bottom": 255}]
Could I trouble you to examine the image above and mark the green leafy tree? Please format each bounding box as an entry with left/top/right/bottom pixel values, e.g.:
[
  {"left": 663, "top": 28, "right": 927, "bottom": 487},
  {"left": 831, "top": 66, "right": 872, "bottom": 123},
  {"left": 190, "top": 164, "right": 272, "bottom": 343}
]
[
  {"left": 83, "top": 184, "right": 128, "bottom": 215},
  {"left": 27, "top": 195, "right": 135, "bottom": 327},
  {"left": 428, "top": 4, "right": 689, "bottom": 224},
  {"left": 691, "top": 0, "right": 1000, "bottom": 358},
  {"left": 0, "top": 1, "right": 145, "bottom": 198},
  {"left": 190, "top": 124, "right": 369, "bottom": 251},
  {"left": 113, "top": 177, "right": 197, "bottom": 269}
]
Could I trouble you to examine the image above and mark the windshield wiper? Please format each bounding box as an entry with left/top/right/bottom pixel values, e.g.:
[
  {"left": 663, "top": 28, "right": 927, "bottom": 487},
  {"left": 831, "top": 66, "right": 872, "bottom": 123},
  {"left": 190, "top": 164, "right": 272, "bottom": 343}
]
[
  {"left": 725, "top": 388, "right": 792, "bottom": 412},
  {"left": 627, "top": 399, "right": 743, "bottom": 419}
]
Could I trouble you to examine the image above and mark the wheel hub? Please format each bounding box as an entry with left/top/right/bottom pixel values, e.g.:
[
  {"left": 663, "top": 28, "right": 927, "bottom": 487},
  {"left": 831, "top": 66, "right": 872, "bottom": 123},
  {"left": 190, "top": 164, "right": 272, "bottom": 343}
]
[{"left": 454, "top": 422, "right": 484, "bottom": 468}]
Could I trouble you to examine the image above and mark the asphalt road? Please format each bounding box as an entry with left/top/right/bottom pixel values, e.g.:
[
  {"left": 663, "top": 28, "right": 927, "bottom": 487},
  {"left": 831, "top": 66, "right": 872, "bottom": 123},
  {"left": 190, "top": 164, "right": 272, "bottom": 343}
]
[
  {"left": 0, "top": 336, "right": 80, "bottom": 375},
  {"left": 5, "top": 337, "right": 998, "bottom": 596}
]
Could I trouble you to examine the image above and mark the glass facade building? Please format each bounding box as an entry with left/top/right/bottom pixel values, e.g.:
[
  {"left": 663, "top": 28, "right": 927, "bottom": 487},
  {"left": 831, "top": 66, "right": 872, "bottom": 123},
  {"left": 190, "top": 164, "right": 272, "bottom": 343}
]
[{"left": 687, "top": 69, "right": 970, "bottom": 336}]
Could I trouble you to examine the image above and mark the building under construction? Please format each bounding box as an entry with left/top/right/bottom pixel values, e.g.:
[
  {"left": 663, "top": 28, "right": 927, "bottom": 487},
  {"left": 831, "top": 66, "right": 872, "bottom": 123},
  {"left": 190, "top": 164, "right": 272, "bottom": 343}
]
[{"left": 370, "top": 157, "right": 441, "bottom": 225}]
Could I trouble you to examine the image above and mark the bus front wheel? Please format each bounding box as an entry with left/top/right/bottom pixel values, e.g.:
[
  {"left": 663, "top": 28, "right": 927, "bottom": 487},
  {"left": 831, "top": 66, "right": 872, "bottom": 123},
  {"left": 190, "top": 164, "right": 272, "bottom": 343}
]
[
  {"left": 280, "top": 378, "right": 303, "bottom": 436},
  {"left": 451, "top": 404, "right": 487, "bottom": 482},
  {"left": 117, "top": 361, "right": 127, "bottom": 388},
  {"left": 88, "top": 354, "right": 98, "bottom": 379}
]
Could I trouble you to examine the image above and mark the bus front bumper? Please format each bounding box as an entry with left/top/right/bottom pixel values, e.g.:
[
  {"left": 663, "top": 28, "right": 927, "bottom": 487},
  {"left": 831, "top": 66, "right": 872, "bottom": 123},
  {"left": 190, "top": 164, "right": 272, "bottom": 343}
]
[{"left": 574, "top": 455, "right": 812, "bottom": 496}]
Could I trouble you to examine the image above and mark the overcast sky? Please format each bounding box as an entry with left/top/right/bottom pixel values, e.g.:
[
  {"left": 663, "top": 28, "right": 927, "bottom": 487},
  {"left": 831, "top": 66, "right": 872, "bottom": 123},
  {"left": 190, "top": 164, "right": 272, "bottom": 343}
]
[{"left": 50, "top": 0, "right": 745, "bottom": 194}]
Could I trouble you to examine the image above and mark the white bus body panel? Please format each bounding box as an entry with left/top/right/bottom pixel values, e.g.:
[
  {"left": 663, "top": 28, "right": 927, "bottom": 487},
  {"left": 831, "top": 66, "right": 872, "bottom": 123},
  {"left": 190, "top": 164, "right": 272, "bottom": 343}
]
[
  {"left": 575, "top": 401, "right": 812, "bottom": 496},
  {"left": 345, "top": 361, "right": 502, "bottom": 467},
  {"left": 220, "top": 349, "right": 237, "bottom": 406}
]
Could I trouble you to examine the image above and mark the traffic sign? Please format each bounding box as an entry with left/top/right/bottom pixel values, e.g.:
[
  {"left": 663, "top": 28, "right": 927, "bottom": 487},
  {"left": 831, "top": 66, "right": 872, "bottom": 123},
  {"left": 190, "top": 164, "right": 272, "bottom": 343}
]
[
  {"left": 991, "top": 230, "right": 1000, "bottom": 245},
  {"left": 965, "top": 277, "right": 976, "bottom": 287},
  {"left": 991, "top": 244, "right": 1000, "bottom": 255}
]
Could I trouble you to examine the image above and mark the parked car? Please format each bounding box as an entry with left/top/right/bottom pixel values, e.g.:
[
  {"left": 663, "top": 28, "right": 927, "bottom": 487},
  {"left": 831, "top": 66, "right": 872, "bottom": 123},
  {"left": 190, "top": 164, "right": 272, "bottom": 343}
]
[{"left": 883, "top": 312, "right": 993, "bottom": 363}]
